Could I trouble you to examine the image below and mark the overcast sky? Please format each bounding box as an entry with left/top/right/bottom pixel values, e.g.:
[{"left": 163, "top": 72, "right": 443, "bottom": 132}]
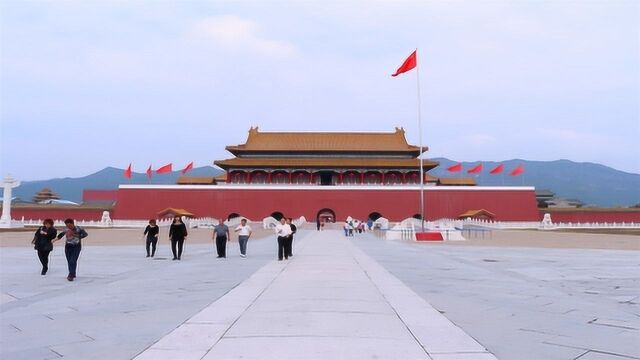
[{"left": 1, "top": 1, "right": 638, "bottom": 180}]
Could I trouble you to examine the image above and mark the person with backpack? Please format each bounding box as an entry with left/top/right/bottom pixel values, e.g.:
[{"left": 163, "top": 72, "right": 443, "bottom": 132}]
[
  {"left": 32, "top": 218, "right": 57, "bottom": 275},
  {"left": 56, "top": 218, "right": 88, "bottom": 281}
]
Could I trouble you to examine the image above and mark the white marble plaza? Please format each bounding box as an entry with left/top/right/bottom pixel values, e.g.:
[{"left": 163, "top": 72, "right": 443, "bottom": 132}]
[{"left": 1, "top": 229, "right": 638, "bottom": 359}]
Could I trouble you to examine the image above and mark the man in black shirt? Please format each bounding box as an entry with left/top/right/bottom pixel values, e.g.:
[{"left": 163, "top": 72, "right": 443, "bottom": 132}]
[{"left": 286, "top": 218, "right": 297, "bottom": 258}]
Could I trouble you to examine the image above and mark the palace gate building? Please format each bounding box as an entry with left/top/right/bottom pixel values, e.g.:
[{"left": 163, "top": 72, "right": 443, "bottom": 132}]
[{"left": 111, "top": 127, "right": 539, "bottom": 222}]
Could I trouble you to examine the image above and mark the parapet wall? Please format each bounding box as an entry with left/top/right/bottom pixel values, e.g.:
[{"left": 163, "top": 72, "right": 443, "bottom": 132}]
[{"left": 540, "top": 208, "right": 640, "bottom": 223}]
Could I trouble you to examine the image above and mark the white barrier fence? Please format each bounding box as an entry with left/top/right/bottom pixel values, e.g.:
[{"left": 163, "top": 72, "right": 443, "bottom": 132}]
[
  {"left": 16, "top": 217, "right": 640, "bottom": 231},
  {"left": 384, "top": 216, "right": 640, "bottom": 242},
  {"left": 460, "top": 218, "right": 640, "bottom": 230},
  {"left": 19, "top": 217, "right": 218, "bottom": 229}
]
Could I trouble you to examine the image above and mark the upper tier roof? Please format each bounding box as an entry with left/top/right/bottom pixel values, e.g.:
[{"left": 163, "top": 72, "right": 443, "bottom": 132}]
[
  {"left": 214, "top": 157, "right": 439, "bottom": 170},
  {"left": 226, "top": 127, "right": 425, "bottom": 155}
]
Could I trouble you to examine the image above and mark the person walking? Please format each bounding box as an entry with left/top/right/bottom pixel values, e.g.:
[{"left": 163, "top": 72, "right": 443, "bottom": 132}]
[
  {"left": 169, "top": 215, "right": 188, "bottom": 260},
  {"left": 234, "top": 218, "right": 252, "bottom": 258},
  {"left": 275, "top": 217, "right": 292, "bottom": 261},
  {"left": 213, "top": 219, "right": 230, "bottom": 258},
  {"left": 285, "top": 218, "right": 297, "bottom": 258},
  {"left": 143, "top": 219, "right": 159, "bottom": 257},
  {"left": 32, "top": 218, "right": 57, "bottom": 275},
  {"left": 316, "top": 218, "right": 321, "bottom": 231},
  {"left": 56, "top": 218, "right": 88, "bottom": 281}
]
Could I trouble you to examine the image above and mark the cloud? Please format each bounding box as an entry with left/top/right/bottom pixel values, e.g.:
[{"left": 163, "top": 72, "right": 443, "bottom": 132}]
[{"left": 189, "top": 15, "right": 296, "bottom": 58}]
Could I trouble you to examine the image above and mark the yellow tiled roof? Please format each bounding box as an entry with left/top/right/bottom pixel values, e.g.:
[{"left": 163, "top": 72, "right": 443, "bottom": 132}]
[
  {"left": 459, "top": 209, "right": 496, "bottom": 218},
  {"left": 226, "top": 127, "right": 425, "bottom": 153},
  {"left": 214, "top": 157, "right": 439, "bottom": 170},
  {"left": 438, "top": 177, "right": 477, "bottom": 186}
]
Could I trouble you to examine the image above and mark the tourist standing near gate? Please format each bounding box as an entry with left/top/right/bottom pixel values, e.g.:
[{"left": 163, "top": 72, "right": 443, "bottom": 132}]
[
  {"left": 286, "top": 218, "right": 296, "bottom": 258},
  {"left": 143, "top": 219, "right": 159, "bottom": 257},
  {"left": 234, "top": 218, "right": 252, "bottom": 258},
  {"left": 275, "top": 217, "right": 292, "bottom": 261},
  {"left": 169, "top": 215, "right": 188, "bottom": 261},
  {"left": 56, "top": 218, "right": 88, "bottom": 281},
  {"left": 213, "top": 219, "right": 230, "bottom": 258},
  {"left": 32, "top": 218, "right": 57, "bottom": 275}
]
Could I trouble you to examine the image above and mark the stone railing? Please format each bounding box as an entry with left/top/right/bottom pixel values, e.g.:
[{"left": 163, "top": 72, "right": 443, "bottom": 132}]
[
  {"left": 19, "top": 217, "right": 215, "bottom": 229},
  {"left": 460, "top": 218, "right": 640, "bottom": 230}
]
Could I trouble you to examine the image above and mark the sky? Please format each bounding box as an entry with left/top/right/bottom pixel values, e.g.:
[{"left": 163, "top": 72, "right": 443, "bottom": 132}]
[{"left": 1, "top": 0, "right": 638, "bottom": 180}]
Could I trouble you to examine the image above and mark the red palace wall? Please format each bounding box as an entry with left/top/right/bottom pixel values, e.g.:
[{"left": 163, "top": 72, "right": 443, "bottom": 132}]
[
  {"left": 539, "top": 209, "right": 640, "bottom": 223},
  {"left": 112, "top": 185, "right": 540, "bottom": 221}
]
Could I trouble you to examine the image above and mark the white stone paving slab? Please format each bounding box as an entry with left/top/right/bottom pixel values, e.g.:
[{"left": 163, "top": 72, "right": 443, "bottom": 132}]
[
  {"left": 201, "top": 336, "right": 429, "bottom": 360},
  {"left": 137, "top": 230, "right": 497, "bottom": 359}
]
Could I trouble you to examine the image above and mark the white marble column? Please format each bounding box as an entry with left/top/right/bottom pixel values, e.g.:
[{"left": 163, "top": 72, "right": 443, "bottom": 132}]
[{"left": 0, "top": 175, "right": 22, "bottom": 228}]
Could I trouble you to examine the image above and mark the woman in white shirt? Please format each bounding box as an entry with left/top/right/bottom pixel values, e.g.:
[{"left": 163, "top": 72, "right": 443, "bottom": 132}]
[
  {"left": 275, "top": 218, "right": 292, "bottom": 261},
  {"left": 234, "top": 218, "right": 252, "bottom": 258}
]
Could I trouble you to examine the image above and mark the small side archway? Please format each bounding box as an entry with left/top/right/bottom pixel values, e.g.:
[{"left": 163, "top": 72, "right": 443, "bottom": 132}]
[
  {"left": 368, "top": 212, "right": 383, "bottom": 221},
  {"left": 227, "top": 213, "right": 241, "bottom": 221},
  {"left": 270, "top": 211, "right": 284, "bottom": 221}
]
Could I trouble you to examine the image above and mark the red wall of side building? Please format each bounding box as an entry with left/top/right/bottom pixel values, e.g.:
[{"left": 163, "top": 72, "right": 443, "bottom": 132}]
[
  {"left": 83, "top": 189, "right": 119, "bottom": 202},
  {"left": 539, "top": 210, "right": 640, "bottom": 223},
  {"left": 112, "top": 187, "right": 540, "bottom": 221}
]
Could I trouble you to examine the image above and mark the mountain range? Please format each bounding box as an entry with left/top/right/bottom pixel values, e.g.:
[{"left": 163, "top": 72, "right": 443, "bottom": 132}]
[{"left": 9, "top": 160, "right": 640, "bottom": 207}]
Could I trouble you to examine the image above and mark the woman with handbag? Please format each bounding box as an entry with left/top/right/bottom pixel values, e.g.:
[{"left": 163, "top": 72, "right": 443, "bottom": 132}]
[{"left": 32, "top": 218, "right": 57, "bottom": 275}]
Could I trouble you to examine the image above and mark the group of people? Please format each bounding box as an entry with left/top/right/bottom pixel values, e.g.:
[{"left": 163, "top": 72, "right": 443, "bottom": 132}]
[
  {"left": 32, "top": 215, "right": 299, "bottom": 279},
  {"left": 162, "top": 215, "right": 295, "bottom": 261},
  {"left": 31, "top": 218, "right": 89, "bottom": 281},
  {"left": 155, "top": 215, "right": 254, "bottom": 260},
  {"left": 209, "top": 217, "right": 253, "bottom": 258},
  {"left": 343, "top": 219, "right": 369, "bottom": 236},
  {"left": 275, "top": 217, "right": 297, "bottom": 261}
]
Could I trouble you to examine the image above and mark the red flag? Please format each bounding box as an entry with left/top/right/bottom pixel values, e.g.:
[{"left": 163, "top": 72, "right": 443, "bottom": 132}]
[
  {"left": 156, "top": 163, "right": 172, "bottom": 174},
  {"left": 447, "top": 163, "right": 462, "bottom": 173},
  {"left": 146, "top": 165, "right": 152, "bottom": 179},
  {"left": 489, "top": 164, "right": 504, "bottom": 174},
  {"left": 181, "top": 162, "right": 194, "bottom": 175},
  {"left": 467, "top": 163, "right": 483, "bottom": 174},
  {"left": 391, "top": 50, "right": 417, "bottom": 77},
  {"left": 124, "top": 163, "right": 132, "bottom": 179},
  {"left": 509, "top": 164, "right": 524, "bottom": 176}
]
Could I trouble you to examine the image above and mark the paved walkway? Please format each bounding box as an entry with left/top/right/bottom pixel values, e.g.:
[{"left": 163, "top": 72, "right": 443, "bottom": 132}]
[{"left": 134, "top": 230, "right": 496, "bottom": 360}]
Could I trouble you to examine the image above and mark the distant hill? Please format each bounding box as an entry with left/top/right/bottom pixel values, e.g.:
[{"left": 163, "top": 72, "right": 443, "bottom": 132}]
[
  {"left": 10, "top": 160, "right": 639, "bottom": 207},
  {"left": 430, "top": 158, "right": 639, "bottom": 207},
  {"left": 13, "top": 166, "right": 223, "bottom": 203}
]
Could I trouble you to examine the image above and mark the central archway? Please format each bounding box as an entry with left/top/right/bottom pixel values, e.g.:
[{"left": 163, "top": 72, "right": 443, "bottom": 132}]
[{"left": 317, "top": 208, "right": 336, "bottom": 223}]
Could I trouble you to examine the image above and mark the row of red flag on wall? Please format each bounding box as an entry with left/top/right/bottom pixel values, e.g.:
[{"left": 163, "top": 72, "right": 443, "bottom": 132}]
[
  {"left": 123, "top": 162, "right": 194, "bottom": 179},
  {"left": 447, "top": 163, "right": 524, "bottom": 176}
]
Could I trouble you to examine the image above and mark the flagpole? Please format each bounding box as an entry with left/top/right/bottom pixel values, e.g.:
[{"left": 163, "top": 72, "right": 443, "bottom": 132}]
[{"left": 416, "top": 48, "right": 425, "bottom": 231}]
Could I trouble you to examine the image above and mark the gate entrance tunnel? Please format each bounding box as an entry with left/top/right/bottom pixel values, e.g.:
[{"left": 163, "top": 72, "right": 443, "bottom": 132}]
[{"left": 317, "top": 208, "right": 336, "bottom": 223}]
